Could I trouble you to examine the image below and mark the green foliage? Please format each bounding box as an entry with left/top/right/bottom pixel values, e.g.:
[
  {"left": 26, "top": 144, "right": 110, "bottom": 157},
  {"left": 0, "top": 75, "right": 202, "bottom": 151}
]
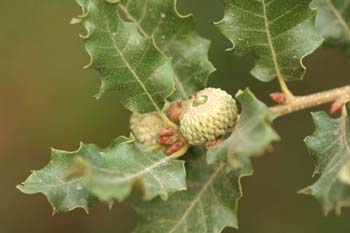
[
  {"left": 114, "top": 0, "right": 215, "bottom": 99},
  {"left": 302, "top": 105, "right": 350, "bottom": 214},
  {"left": 18, "top": 137, "right": 186, "bottom": 213},
  {"left": 207, "top": 89, "right": 279, "bottom": 165},
  {"left": 312, "top": 0, "right": 350, "bottom": 57},
  {"left": 133, "top": 153, "right": 253, "bottom": 233},
  {"left": 217, "top": 0, "right": 323, "bottom": 82},
  {"left": 17, "top": 143, "right": 103, "bottom": 214},
  {"left": 17, "top": 0, "right": 350, "bottom": 231},
  {"left": 77, "top": 0, "right": 175, "bottom": 113},
  {"left": 81, "top": 137, "right": 186, "bottom": 202}
]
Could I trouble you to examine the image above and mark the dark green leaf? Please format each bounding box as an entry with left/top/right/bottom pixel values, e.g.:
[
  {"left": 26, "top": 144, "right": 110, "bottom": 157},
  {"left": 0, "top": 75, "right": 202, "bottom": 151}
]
[
  {"left": 207, "top": 89, "right": 279, "bottom": 165},
  {"left": 133, "top": 153, "right": 253, "bottom": 233},
  {"left": 217, "top": 0, "right": 323, "bottom": 82},
  {"left": 76, "top": 0, "right": 175, "bottom": 113},
  {"left": 113, "top": 0, "right": 214, "bottom": 99},
  {"left": 301, "top": 105, "right": 350, "bottom": 214},
  {"left": 312, "top": 0, "right": 350, "bottom": 57},
  {"left": 17, "top": 143, "right": 103, "bottom": 214}
]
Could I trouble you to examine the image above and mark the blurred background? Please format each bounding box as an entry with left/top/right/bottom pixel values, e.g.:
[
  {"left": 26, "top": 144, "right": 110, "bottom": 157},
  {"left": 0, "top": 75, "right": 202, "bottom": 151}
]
[{"left": 1, "top": 0, "right": 350, "bottom": 232}]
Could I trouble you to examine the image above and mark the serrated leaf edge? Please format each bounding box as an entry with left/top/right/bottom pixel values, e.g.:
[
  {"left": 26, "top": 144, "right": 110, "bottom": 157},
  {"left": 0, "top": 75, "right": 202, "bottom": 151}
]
[
  {"left": 300, "top": 109, "right": 350, "bottom": 215},
  {"left": 215, "top": 0, "right": 324, "bottom": 82},
  {"left": 134, "top": 161, "right": 253, "bottom": 231},
  {"left": 74, "top": 0, "right": 176, "bottom": 110},
  {"left": 16, "top": 142, "right": 94, "bottom": 215},
  {"left": 107, "top": 0, "right": 215, "bottom": 99},
  {"left": 84, "top": 136, "right": 187, "bottom": 202},
  {"left": 172, "top": 0, "right": 216, "bottom": 91}
]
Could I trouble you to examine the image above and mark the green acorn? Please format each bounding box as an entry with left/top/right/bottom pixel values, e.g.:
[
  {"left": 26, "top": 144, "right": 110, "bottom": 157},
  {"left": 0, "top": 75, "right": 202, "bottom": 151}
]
[
  {"left": 130, "top": 112, "right": 164, "bottom": 147},
  {"left": 180, "top": 88, "right": 238, "bottom": 145}
]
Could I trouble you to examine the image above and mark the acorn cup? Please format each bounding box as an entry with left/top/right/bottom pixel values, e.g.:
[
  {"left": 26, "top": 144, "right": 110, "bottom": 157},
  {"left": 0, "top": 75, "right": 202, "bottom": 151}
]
[
  {"left": 129, "top": 109, "right": 189, "bottom": 157},
  {"left": 129, "top": 112, "right": 164, "bottom": 147}
]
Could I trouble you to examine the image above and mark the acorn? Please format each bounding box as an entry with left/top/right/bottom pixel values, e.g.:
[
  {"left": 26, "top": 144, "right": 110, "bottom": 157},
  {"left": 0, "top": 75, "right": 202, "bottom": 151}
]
[
  {"left": 129, "top": 112, "right": 164, "bottom": 147},
  {"left": 179, "top": 88, "right": 238, "bottom": 145}
]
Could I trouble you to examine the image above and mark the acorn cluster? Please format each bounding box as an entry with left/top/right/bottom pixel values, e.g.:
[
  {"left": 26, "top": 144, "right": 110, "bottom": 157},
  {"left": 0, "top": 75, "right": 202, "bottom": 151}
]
[{"left": 129, "top": 88, "right": 238, "bottom": 155}]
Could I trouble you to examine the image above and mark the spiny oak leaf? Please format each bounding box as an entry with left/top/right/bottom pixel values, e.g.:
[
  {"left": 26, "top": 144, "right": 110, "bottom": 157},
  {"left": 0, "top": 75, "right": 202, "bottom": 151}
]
[
  {"left": 133, "top": 152, "right": 253, "bottom": 233},
  {"left": 17, "top": 143, "right": 103, "bottom": 214},
  {"left": 81, "top": 137, "right": 186, "bottom": 202},
  {"left": 76, "top": 0, "right": 175, "bottom": 113},
  {"left": 301, "top": 104, "right": 350, "bottom": 214},
  {"left": 112, "top": 0, "right": 215, "bottom": 99},
  {"left": 18, "top": 137, "right": 187, "bottom": 213},
  {"left": 217, "top": 0, "right": 323, "bottom": 82}
]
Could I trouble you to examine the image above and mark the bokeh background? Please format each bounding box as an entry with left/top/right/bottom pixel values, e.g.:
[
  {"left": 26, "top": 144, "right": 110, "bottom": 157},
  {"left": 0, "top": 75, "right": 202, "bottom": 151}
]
[{"left": 1, "top": 0, "right": 350, "bottom": 232}]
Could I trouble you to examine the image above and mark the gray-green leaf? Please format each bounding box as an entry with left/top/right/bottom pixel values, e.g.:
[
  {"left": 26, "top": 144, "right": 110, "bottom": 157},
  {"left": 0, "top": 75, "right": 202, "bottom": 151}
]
[
  {"left": 133, "top": 153, "right": 253, "bottom": 233},
  {"left": 113, "top": 0, "right": 214, "bottom": 99},
  {"left": 17, "top": 143, "right": 103, "bottom": 214},
  {"left": 207, "top": 89, "right": 279, "bottom": 165},
  {"left": 76, "top": 0, "right": 175, "bottom": 113},
  {"left": 301, "top": 105, "right": 350, "bottom": 214},
  {"left": 312, "top": 0, "right": 350, "bottom": 57},
  {"left": 217, "top": 0, "right": 323, "bottom": 82},
  {"left": 18, "top": 137, "right": 186, "bottom": 213},
  {"left": 82, "top": 137, "right": 186, "bottom": 202}
]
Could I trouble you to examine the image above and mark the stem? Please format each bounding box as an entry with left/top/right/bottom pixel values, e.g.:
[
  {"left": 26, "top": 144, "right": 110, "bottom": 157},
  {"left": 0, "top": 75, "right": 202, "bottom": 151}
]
[
  {"left": 277, "top": 75, "right": 295, "bottom": 100},
  {"left": 271, "top": 85, "right": 350, "bottom": 117},
  {"left": 159, "top": 112, "right": 178, "bottom": 129},
  {"left": 169, "top": 144, "right": 189, "bottom": 159},
  {"left": 260, "top": 0, "right": 294, "bottom": 100}
]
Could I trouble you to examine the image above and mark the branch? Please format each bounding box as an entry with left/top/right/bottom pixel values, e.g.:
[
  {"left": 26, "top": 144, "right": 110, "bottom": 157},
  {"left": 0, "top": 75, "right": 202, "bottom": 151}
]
[{"left": 270, "top": 85, "right": 350, "bottom": 117}]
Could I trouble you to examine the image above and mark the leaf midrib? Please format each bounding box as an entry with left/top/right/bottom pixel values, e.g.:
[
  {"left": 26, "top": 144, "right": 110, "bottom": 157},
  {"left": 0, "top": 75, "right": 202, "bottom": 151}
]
[
  {"left": 102, "top": 5, "right": 162, "bottom": 112},
  {"left": 261, "top": 0, "right": 284, "bottom": 81},
  {"left": 168, "top": 162, "right": 224, "bottom": 233},
  {"left": 91, "top": 155, "right": 171, "bottom": 184},
  {"left": 117, "top": 2, "right": 189, "bottom": 99}
]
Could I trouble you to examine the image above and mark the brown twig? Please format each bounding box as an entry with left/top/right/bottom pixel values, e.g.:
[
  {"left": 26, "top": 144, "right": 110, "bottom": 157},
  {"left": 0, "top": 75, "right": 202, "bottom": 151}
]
[{"left": 270, "top": 85, "right": 350, "bottom": 117}]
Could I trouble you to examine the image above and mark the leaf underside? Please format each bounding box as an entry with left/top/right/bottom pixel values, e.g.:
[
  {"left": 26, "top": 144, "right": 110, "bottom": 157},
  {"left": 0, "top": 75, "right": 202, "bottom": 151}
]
[
  {"left": 115, "top": 0, "right": 215, "bottom": 99},
  {"left": 76, "top": 0, "right": 175, "bottom": 113},
  {"left": 312, "top": 0, "right": 350, "bottom": 57},
  {"left": 207, "top": 89, "right": 279, "bottom": 165},
  {"left": 217, "top": 0, "right": 323, "bottom": 82},
  {"left": 302, "top": 105, "right": 350, "bottom": 214},
  {"left": 18, "top": 137, "right": 187, "bottom": 213},
  {"left": 83, "top": 137, "right": 186, "bottom": 202},
  {"left": 17, "top": 143, "right": 103, "bottom": 214},
  {"left": 133, "top": 153, "right": 253, "bottom": 233}
]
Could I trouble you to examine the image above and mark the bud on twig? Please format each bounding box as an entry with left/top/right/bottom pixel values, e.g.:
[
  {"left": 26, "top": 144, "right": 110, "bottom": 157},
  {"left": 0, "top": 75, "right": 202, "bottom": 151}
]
[
  {"left": 330, "top": 99, "right": 345, "bottom": 115},
  {"left": 270, "top": 92, "right": 287, "bottom": 105}
]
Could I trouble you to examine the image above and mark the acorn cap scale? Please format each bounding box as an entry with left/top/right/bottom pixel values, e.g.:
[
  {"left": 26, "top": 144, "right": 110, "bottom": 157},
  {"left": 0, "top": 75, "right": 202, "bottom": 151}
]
[{"left": 180, "top": 88, "right": 238, "bottom": 145}]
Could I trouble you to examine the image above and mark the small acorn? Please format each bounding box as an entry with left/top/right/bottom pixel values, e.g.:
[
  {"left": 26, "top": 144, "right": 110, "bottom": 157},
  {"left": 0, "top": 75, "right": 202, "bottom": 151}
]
[
  {"left": 180, "top": 88, "right": 238, "bottom": 145},
  {"left": 130, "top": 112, "right": 164, "bottom": 147}
]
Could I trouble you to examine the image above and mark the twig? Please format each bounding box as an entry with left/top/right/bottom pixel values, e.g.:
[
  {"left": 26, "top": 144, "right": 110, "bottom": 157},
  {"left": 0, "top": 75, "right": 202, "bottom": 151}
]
[{"left": 271, "top": 85, "right": 350, "bottom": 117}]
